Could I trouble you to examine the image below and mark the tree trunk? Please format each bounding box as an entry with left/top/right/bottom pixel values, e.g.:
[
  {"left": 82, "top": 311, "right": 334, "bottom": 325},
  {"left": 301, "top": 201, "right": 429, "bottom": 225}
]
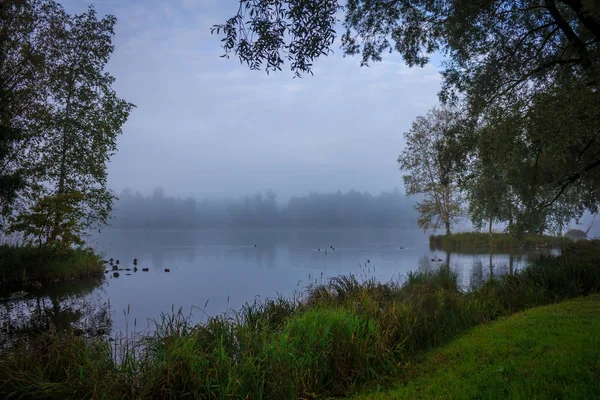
[
  {"left": 51, "top": 83, "right": 74, "bottom": 242},
  {"left": 442, "top": 183, "right": 451, "bottom": 235},
  {"left": 559, "top": 0, "right": 600, "bottom": 43},
  {"left": 585, "top": 213, "right": 596, "bottom": 236},
  {"left": 545, "top": 0, "right": 594, "bottom": 71},
  {"left": 539, "top": 220, "right": 546, "bottom": 235},
  {"left": 507, "top": 186, "right": 513, "bottom": 231},
  {"left": 488, "top": 219, "right": 493, "bottom": 235},
  {"left": 57, "top": 90, "right": 73, "bottom": 195}
]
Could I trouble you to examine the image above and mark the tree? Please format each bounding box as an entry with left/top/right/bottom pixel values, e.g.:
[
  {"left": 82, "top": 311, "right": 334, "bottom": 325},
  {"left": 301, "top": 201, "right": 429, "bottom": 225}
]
[
  {"left": 212, "top": 0, "right": 339, "bottom": 77},
  {"left": 465, "top": 122, "right": 517, "bottom": 234},
  {"left": 0, "top": 0, "right": 64, "bottom": 221},
  {"left": 0, "top": 79, "right": 24, "bottom": 220},
  {"left": 0, "top": 2, "right": 134, "bottom": 243},
  {"left": 214, "top": 1, "right": 600, "bottom": 228},
  {"left": 215, "top": 1, "right": 599, "bottom": 98},
  {"left": 398, "top": 106, "right": 463, "bottom": 234},
  {"left": 463, "top": 85, "right": 599, "bottom": 235},
  {"left": 8, "top": 192, "right": 86, "bottom": 251},
  {"left": 27, "top": 5, "right": 134, "bottom": 238}
]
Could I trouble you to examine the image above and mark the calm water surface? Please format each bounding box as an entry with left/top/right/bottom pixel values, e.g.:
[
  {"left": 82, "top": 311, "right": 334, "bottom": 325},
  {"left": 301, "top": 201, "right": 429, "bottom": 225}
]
[{"left": 2, "top": 228, "right": 534, "bottom": 338}]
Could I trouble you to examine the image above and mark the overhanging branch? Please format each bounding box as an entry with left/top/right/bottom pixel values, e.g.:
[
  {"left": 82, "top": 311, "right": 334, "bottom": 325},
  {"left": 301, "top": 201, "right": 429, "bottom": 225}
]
[{"left": 538, "top": 157, "right": 600, "bottom": 209}]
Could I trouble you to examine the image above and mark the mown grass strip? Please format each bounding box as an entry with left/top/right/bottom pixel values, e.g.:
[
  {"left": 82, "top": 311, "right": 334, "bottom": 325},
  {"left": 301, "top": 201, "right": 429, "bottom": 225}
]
[{"left": 352, "top": 294, "right": 600, "bottom": 400}]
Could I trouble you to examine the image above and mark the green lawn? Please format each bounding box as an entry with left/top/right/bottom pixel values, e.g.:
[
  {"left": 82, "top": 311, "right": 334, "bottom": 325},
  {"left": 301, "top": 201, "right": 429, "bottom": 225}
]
[{"left": 352, "top": 294, "right": 600, "bottom": 400}]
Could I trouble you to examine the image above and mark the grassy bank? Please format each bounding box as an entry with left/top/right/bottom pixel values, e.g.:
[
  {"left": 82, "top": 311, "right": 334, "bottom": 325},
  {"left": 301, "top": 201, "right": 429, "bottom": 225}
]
[
  {"left": 352, "top": 294, "right": 600, "bottom": 399},
  {"left": 0, "top": 241, "right": 599, "bottom": 399},
  {"left": 0, "top": 244, "right": 104, "bottom": 291},
  {"left": 430, "top": 231, "right": 572, "bottom": 252}
]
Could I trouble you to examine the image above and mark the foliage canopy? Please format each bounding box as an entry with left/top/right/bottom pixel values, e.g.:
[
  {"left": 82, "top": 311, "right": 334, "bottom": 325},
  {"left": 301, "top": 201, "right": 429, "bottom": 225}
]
[
  {"left": 215, "top": 0, "right": 600, "bottom": 233},
  {"left": 0, "top": 0, "right": 133, "bottom": 243}
]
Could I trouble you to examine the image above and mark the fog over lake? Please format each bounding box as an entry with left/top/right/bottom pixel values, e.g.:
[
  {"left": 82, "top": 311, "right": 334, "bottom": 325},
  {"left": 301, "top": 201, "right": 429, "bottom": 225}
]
[
  {"left": 92, "top": 228, "right": 533, "bottom": 332},
  {"left": 1, "top": 227, "right": 536, "bottom": 339},
  {"left": 1, "top": 0, "right": 597, "bottom": 346}
]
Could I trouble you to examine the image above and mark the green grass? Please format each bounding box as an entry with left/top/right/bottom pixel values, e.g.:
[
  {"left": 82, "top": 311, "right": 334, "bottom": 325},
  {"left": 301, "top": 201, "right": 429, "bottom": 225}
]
[
  {"left": 265, "top": 308, "right": 381, "bottom": 398},
  {"left": 351, "top": 294, "right": 600, "bottom": 400},
  {"left": 0, "top": 244, "right": 104, "bottom": 291},
  {"left": 0, "top": 241, "right": 599, "bottom": 399},
  {"left": 430, "top": 232, "right": 572, "bottom": 252}
]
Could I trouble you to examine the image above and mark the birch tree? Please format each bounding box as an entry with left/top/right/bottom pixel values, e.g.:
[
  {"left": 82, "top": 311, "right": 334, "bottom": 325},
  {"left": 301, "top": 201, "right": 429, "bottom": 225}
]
[{"left": 398, "top": 106, "right": 463, "bottom": 235}]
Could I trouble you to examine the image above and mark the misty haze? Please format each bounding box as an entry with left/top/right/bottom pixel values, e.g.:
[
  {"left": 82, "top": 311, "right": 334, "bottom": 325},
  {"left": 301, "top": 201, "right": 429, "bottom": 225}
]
[{"left": 2, "top": 0, "right": 600, "bottom": 398}]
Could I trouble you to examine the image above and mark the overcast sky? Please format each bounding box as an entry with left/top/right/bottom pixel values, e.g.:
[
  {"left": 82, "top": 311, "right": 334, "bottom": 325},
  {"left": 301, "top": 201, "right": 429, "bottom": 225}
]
[{"left": 61, "top": 0, "right": 442, "bottom": 201}]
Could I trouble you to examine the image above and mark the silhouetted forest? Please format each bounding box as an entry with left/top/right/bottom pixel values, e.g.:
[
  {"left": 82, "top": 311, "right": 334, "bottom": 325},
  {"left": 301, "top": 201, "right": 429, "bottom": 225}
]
[{"left": 109, "top": 188, "right": 417, "bottom": 229}]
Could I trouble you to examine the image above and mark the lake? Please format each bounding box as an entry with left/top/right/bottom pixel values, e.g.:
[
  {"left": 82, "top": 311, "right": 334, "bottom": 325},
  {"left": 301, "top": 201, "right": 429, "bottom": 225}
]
[{"left": 1, "top": 228, "right": 535, "bottom": 339}]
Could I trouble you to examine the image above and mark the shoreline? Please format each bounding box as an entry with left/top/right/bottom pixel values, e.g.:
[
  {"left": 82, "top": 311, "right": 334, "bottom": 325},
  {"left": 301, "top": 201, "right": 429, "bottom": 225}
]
[
  {"left": 1, "top": 240, "right": 598, "bottom": 398},
  {"left": 0, "top": 245, "right": 104, "bottom": 293},
  {"left": 430, "top": 231, "right": 573, "bottom": 251}
]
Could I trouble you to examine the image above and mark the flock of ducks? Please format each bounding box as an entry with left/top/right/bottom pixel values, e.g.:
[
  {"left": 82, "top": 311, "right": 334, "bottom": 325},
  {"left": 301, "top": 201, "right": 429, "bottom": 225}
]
[
  {"left": 105, "top": 243, "right": 267, "bottom": 278},
  {"left": 104, "top": 245, "right": 416, "bottom": 278},
  {"left": 105, "top": 258, "right": 170, "bottom": 278},
  {"left": 318, "top": 245, "right": 337, "bottom": 253}
]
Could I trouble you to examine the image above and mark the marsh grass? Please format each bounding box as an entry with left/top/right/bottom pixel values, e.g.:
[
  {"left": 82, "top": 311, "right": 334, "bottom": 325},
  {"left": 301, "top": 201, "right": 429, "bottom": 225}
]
[
  {"left": 430, "top": 232, "right": 572, "bottom": 252},
  {"left": 0, "top": 244, "right": 104, "bottom": 291},
  {"left": 1, "top": 241, "right": 599, "bottom": 399}
]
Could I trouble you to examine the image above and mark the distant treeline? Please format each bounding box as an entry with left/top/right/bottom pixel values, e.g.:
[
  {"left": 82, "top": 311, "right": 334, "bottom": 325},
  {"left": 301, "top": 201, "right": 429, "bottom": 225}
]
[{"left": 110, "top": 188, "right": 417, "bottom": 229}]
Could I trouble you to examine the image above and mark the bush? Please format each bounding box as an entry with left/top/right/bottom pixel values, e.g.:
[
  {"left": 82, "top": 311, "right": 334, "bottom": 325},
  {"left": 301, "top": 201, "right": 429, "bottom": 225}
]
[
  {"left": 0, "top": 244, "right": 104, "bottom": 290},
  {"left": 564, "top": 228, "right": 587, "bottom": 240},
  {"left": 430, "top": 232, "right": 572, "bottom": 252}
]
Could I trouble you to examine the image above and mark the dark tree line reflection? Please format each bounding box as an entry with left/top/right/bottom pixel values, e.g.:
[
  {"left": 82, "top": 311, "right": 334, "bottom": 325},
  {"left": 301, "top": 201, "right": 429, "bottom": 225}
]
[
  {"left": 417, "top": 251, "right": 528, "bottom": 291},
  {"left": 0, "top": 230, "right": 541, "bottom": 341},
  {"left": 0, "top": 278, "right": 110, "bottom": 350}
]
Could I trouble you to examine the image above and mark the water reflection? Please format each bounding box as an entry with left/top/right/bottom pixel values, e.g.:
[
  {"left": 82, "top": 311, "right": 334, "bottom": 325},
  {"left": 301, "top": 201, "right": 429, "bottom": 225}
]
[
  {"left": 459, "top": 252, "right": 529, "bottom": 290},
  {"left": 1, "top": 229, "right": 551, "bottom": 337},
  {"left": 0, "top": 278, "right": 110, "bottom": 349}
]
